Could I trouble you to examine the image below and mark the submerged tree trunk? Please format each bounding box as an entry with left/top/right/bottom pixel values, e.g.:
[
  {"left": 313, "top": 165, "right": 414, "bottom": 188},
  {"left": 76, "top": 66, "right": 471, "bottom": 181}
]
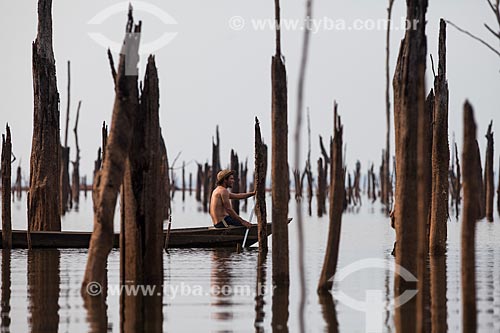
[
  {"left": 203, "top": 163, "right": 210, "bottom": 213},
  {"left": 120, "top": 56, "right": 163, "bottom": 332},
  {"left": 271, "top": 0, "right": 289, "bottom": 286},
  {"left": 29, "top": 0, "right": 61, "bottom": 232},
  {"left": 82, "top": 12, "right": 141, "bottom": 295},
  {"left": 2, "top": 125, "right": 12, "bottom": 248},
  {"left": 497, "top": 155, "right": 500, "bottom": 217},
  {"left": 484, "top": 121, "right": 494, "bottom": 222},
  {"left": 60, "top": 60, "right": 72, "bottom": 215},
  {"left": 240, "top": 160, "right": 248, "bottom": 212},
  {"left": 195, "top": 163, "right": 202, "bottom": 202},
  {"left": 416, "top": 88, "right": 434, "bottom": 332},
  {"left": 430, "top": 19, "right": 449, "bottom": 256},
  {"left": 159, "top": 134, "right": 171, "bottom": 221},
  {"left": 392, "top": 1, "right": 428, "bottom": 331},
  {"left": 71, "top": 101, "right": 81, "bottom": 209},
  {"left": 318, "top": 107, "right": 344, "bottom": 293},
  {"left": 230, "top": 150, "right": 240, "bottom": 214},
  {"left": 475, "top": 140, "right": 485, "bottom": 219},
  {"left": 461, "top": 101, "right": 478, "bottom": 332},
  {"left": 255, "top": 117, "right": 268, "bottom": 252},
  {"left": 384, "top": 0, "right": 395, "bottom": 214}
]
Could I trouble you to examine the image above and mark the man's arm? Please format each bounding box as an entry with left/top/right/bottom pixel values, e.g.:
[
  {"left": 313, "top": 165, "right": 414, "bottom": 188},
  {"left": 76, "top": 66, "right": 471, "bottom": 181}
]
[
  {"left": 221, "top": 189, "right": 252, "bottom": 227},
  {"left": 228, "top": 190, "right": 256, "bottom": 200}
]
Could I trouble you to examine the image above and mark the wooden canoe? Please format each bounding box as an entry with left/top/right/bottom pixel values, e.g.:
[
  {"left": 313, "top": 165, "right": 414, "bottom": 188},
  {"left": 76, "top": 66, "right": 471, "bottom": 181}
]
[{"left": 0, "top": 221, "right": 290, "bottom": 249}]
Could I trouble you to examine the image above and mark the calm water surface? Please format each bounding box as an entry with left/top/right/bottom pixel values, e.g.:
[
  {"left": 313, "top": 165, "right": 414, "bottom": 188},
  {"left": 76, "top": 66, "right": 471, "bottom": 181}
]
[{"left": 2, "top": 193, "right": 500, "bottom": 332}]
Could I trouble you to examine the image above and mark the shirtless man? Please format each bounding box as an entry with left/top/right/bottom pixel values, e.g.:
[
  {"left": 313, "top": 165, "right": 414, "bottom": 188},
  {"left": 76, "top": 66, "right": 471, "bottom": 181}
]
[{"left": 210, "top": 169, "right": 256, "bottom": 228}]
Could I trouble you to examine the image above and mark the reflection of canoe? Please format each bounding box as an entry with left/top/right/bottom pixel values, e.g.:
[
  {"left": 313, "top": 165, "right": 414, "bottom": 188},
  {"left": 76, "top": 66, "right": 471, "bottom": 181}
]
[{"left": 1, "top": 220, "right": 292, "bottom": 249}]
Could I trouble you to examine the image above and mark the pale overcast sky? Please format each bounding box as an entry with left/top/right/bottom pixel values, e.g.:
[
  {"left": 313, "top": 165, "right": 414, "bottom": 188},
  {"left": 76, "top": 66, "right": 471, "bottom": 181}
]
[{"left": 0, "top": 0, "right": 499, "bottom": 183}]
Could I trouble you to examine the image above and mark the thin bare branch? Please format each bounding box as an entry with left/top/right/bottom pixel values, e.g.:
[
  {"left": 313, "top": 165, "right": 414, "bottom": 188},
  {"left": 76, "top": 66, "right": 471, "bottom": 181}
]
[{"left": 446, "top": 19, "right": 500, "bottom": 58}]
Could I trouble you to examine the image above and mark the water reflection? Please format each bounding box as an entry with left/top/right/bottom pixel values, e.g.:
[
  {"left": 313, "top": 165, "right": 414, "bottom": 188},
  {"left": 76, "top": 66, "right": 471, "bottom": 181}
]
[
  {"left": 271, "top": 284, "right": 289, "bottom": 332},
  {"left": 210, "top": 249, "right": 234, "bottom": 322},
  {"left": 254, "top": 251, "right": 267, "bottom": 332},
  {"left": 1, "top": 249, "right": 11, "bottom": 332},
  {"left": 430, "top": 254, "right": 447, "bottom": 333},
  {"left": 319, "top": 293, "right": 339, "bottom": 333},
  {"left": 27, "top": 249, "right": 60, "bottom": 333}
]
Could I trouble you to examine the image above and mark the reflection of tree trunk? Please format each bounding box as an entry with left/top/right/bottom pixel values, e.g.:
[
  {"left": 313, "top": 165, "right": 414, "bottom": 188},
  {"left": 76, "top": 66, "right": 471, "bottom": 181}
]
[
  {"left": 319, "top": 293, "right": 339, "bottom": 333},
  {"left": 271, "top": 284, "right": 289, "bottom": 331},
  {"left": 1, "top": 249, "right": 11, "bottom": 331},
  {"left": 461, "top": 101, "right": 478, "bottom": 332},
  {"left": 254, "top": 251, "right": 268, "bottom": 331},
  {"left": 318, "top": 107, "right": 343, "bottom": 293},
  {"left": 29, "top": 0, "right": 61, "bottom": 232},
  {"left": 255, "top": 118, "right": 268, "bottom": 252},
  {"left": 2, "top": 125, "right": 12, "bottom": 248},
  {"left": 210, "top": 249, "right": 233, "bottom": 321},
  {"left": 392, "top": 0, "right": 428, "bottom": 331},
  {"left": 85, "top": 296, "right": 108, "bottom": 333},
  {"left": 28, "top": 249, "right": 60, "bottom": 333},
  {"left": 430, "top": 254, "right": 447, "bottom": 333},
  {"left": 484, "top": 121, "right": 494, "bottom": 222}
]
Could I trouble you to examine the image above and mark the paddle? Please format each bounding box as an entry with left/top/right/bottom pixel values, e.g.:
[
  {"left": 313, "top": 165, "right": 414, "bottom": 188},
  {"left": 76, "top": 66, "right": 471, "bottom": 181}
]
[{"left": 242, "top": 200, "right": 256, "bottom": 248}]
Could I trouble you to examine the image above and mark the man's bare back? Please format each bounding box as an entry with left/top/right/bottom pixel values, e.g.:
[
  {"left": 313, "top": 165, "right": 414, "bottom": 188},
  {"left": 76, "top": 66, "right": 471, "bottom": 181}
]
[{"left": 209, "top": 170, "right": 256, "bottom": 228}]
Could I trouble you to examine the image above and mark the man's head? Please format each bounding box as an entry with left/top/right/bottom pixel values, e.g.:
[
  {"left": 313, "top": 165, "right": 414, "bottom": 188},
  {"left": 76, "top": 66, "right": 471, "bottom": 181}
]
[{"left": 216, "top": 169, "right": 235, "bottom": 187}]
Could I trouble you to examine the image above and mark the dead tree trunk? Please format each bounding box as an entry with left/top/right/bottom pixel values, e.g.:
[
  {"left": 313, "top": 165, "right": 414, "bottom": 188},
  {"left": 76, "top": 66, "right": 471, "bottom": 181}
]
[
  {"left": 475, "top": 140, "right": 485, "bottom": 219},
  {"left": 71, "top": 101, "right": 82, "bottom": 209},
  {"left": 29, "top": 0, "right": 61, "bottom": 232},
  {"left": 484, "top": 121, "right": 494, "bottom": 222},
  {"left": 416, "top": 88, "right": 434, "bottom": 332},
  {"left": 383, "top": 0, "right": 395, "bottom": 214},
  {"left": 461, "top": 101, "right": 478, "bottom": 333},
  {"left": 354, "top": 161, "right": 361, "bottom": 206},
  {"left": 271, "top": 0, "right": 290, "bottom": 286},
  {"left": 60, "top": 146, "right": 71, "bottom": 214},
  {"left": 317, "top": 109, "right": 344, "bottom": 293},
  {"left": 305, "top": 162, "right": 313, "bottom": 216},
  {"left": 497, "top": 155, "right": 500, "bottom": 217},
  {"left": 82, "top": 12, "right": 141, "bottom": 295},
  {"left": 317, "top": 157, "right": 326, "bottom": 216},
  {"left": 2, "top": 125, "right": 12, "bottom": 248},
  {"left": 230, "top": 150, "right": 240, "bottom": 214},
  {"left": 120, "top": 56, "right": 163, "bottom": 332},
  {"left": 392, "top": 1, "right": 428, "bottom": 331},
  {"left": 203, "top": 163, "right": 210, "bottom": 213},
  {"left": 15, "top": 165, "right": 22, "bottom": 200},
  {"left": 240, "top": 160, "right": 248, "bottom": 212},
  {"left": 455, "top": 143, "right": 462, "bottom": 219},
  {"left": 430, "top": 19, "right": 449, "bottom": 256},
  {"left": 189, "top": 172, "right": 192, "bottom": 196},
  {"left": 159, "top": 134, "right": 171, "bottom": 221},
  {"left": 195, "top": 163, "right": 202, "bottom": 202},
  {"left": 182, "top": 161, "right": 185, "bottom": 202},
  {"left": 210, "top": 126, "right": 221, "bottom": 202},
  {"left": 255, "top": 117, "right": 268, "bottom": 252}
]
